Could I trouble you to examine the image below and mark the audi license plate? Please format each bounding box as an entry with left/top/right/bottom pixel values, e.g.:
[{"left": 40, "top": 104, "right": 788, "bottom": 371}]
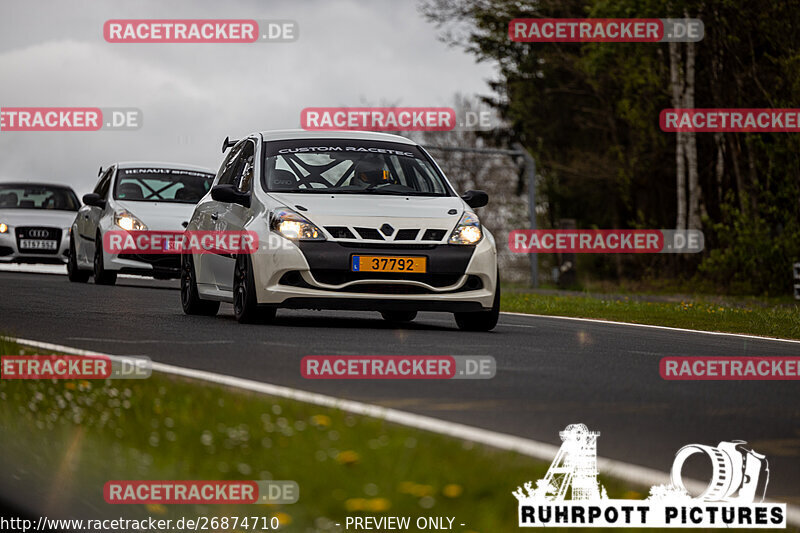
[
  {"left": 351, "top": 255, "right": 427, "bottom": 273},
  {"left": 19, "top": 239, "right": 57, "bottom": 250}
]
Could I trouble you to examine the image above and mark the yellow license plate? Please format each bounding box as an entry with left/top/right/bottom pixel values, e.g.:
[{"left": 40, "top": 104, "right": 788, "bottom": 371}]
[{"left": 351, "top": 255, "right": 427, "bottom": 273}]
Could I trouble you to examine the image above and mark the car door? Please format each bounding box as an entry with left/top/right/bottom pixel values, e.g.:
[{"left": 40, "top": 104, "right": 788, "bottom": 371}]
[
  {"left": 76, "top": 167, "right": 113, "bottom": 265},
  {"left": 195, "top": 141, "right": 253, "bottom": 291},
  {"left": 213, "top": 139, "right": 256, "bottom": 291}
]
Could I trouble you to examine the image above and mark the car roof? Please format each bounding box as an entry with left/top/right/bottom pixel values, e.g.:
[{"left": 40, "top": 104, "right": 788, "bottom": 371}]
[
  {"left": 255, "top": 129, "right": 417, "bottom": 145},
  {"left": 114, "top": 161, "right": 215, "bottom": 173}
]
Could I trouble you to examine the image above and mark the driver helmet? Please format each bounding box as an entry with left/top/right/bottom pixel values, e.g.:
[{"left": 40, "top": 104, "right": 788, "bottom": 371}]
[{"left": 353, "top": 157, "right": 389, "bottom": 187}]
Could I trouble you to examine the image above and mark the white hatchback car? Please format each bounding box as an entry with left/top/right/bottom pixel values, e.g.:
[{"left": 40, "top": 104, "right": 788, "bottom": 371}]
[
  {"left": 182, "top": 130, "right": 499, "bottom": 331},
  {"left": 0, "top": 182, "right": 80, "bottom": 264},
  {"left": 68, "top": 162, "right": 215, "bottom": 284}
]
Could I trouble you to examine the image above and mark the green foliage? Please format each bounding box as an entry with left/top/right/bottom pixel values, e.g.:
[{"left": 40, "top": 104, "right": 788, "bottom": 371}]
[{"left": 421, "top": 0, "right": 800, "bottom": 295}]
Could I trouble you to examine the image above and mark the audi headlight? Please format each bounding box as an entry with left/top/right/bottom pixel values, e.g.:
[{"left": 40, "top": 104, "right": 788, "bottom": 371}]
[
  {"left": 270, "top": 208, "right": 325, "bottom": 241},
  {"left": 449, "top": 211, "right": 482, "bottom": 245},
  {"left": 0, "top": 223, "right": 7, "bottom": 233},
  {"left": 114, "top": 210, "right": 147, "bottom": 231}
]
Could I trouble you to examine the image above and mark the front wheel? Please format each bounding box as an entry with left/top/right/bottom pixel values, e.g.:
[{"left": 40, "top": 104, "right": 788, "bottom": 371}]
[
  {"left": 233, "top": 254, "right": 275, "bottom": 324},
  {"left": 67, "top": 235, "right": 90, "bottom": 283},
  {"left": 181, "top": 254, "right": 220, "bottom": 316},
  {"left": 454, "top": 274, "right": 500, "bottom": 332},
  {"left": 93, "top": 234, "right": 117, "bottom": 286}
]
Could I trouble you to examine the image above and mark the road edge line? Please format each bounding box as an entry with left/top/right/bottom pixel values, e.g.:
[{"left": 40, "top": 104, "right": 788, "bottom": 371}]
[
  {"left": 501, "top": 311, "right": 800, "bottom": 345},
  {"left": 6, "top": 335, "right": 799, "bottom": 526}
]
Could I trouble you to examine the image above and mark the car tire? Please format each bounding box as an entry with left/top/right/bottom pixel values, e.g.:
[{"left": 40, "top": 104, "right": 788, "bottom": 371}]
[
  {"left": 380, "top": 311, "right": 417, "bottom": 323},
  {"left": 93, "top": 233, "right": 117, "bottom": 286},
  {"left": 67, "top": 235, "right": 90, "bottom": 283},
  {"left": 454, "top": 272, "right": 500, "bottom": 332},
  {"left": 181, "top": 254, "right": 220, "bottom": 316},
  {"left": 233, "top": 254, "right": 275, "bottom": 324}
]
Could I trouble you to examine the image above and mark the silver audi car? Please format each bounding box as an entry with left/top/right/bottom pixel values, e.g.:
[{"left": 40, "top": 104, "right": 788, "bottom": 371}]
[{"left": 0, "top": 182, "right": 81, "bottom": 264}]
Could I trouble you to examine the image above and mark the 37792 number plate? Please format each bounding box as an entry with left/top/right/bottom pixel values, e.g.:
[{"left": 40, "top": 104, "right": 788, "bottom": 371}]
[{"left": 351, "top": 255, "right": 427, "bottom": 273}]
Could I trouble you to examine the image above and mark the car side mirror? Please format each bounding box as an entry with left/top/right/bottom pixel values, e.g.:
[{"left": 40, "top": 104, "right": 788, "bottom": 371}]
[
  {"left": 82, "top": 193, "right": 106, "bottom": 209},
  {"left": 211, "top": 184, "right": 251, "bottom": 208},
  {"left": 461, "top": 190, "right": 489, "bottom": 209}
]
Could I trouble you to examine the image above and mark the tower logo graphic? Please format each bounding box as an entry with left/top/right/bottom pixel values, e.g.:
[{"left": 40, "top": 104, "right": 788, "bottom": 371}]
[{"left": 513, "top": 423, "right": 785, "bottom": 528}]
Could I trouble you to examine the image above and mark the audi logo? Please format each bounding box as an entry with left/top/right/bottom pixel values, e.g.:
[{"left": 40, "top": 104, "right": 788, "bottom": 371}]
[{"left": 27, "top": 229, "right": 50, "bottom": 238}]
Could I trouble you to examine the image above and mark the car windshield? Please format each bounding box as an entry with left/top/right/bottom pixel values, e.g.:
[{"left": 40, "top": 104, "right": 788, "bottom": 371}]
[
  {"left": 261, "top": 139, "right": 452, "bottom": 196},
  {"left": 0, "top": 184, "right": 80, "bottom": 211},
  {"left": 114, "top": 168, "right": 214, "bottom": 203}
]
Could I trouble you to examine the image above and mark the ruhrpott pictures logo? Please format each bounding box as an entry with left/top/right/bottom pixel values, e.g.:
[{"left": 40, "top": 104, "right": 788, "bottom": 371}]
[{"left": 513, "top": 424, "right": 786, "bottom": 528}]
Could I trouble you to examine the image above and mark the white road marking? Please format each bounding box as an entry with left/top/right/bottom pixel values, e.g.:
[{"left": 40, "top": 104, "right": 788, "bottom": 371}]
[
  {"left": 5, "top": 335, "right": 798, "bottom": 525},
  {"left": 501, "top": 311, "right": 800, "bottom": 345},
  {"left": 67, "top": 337, "right": 233, "bottom": 345}
]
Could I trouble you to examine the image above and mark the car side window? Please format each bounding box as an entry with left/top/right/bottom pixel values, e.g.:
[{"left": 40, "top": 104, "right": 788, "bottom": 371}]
[
  {"left": 217, "top": 140, "right": 256, "bottom": 193},
  {"left": 234, "top": 141, "right": 256, "bottom": 193},
  {"left": 93, "top": 167, "right": 114, "bottom": 198},
  {"left": 216, "top": 145, "right": 243, "bottom": 187}
]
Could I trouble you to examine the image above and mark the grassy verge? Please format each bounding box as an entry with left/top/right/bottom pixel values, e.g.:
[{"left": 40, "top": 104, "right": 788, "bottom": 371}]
[
  {"left": 1, "top": 338, "right": 789, "bottom": 532},
  {"left": 0, "top": 338, "right": 643, "bottom": 532},
  {"left": 501, "top": 291, "right": 800, "bottom": 340}
]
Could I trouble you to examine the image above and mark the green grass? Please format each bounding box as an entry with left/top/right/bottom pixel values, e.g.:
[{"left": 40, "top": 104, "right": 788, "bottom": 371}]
[
  {"left": 0, "top": 338, "right": 643, "bottom": 532},
  {"left": 501, "top": 292, "right": 800, "bottom": 340},
  {"left": 1, "top": 338, "right": 793, "bottom": 532}
]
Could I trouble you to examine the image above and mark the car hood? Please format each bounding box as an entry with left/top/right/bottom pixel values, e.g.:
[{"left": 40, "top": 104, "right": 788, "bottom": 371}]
[
  {"left": 267, "top": 193, "right": 465, "bottom": 231},
  {"left": 0, "top": 208, "right": 77, "bottom": 228},
  {"left": 115, "top": 201, "right": 196, "bottom": 231}
]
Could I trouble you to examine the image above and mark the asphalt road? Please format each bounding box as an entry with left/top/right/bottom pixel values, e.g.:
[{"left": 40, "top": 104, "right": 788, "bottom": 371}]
[{"left": 1, "top": 271, "right": 799, "bottom": 503}]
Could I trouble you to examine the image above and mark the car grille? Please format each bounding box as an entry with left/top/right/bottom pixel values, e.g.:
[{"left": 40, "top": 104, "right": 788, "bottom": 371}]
[
  {"left": 394, "top": 229, "right": 419, "bottom": 240},
  {"left": 310, "top": 269, "right": 463, "bottom": 287},
  {"left": 280, "top": 270, "right": 483, "bottom": 294},
  {"left": 326, "top": 226, "right": 356, "bottom": 239},
  {"left": 14, "top": 227, "right": 62, "bottom": 254},
  {"left": 324, "top": 225, "right": 450, "bottom": 243},
  {"left": 336, "top": 242, "right": 437, "bottom": 250},
  {"left": 353, "top": 227, "right": 383, "bottom": 240}
]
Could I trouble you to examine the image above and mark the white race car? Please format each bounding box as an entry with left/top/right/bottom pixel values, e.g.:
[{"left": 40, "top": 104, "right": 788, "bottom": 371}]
[
  {"left": 68, "top": 162, "right": 215, "bottom": 284},
  {"left": 182, "top": 130, "right": 499, "bottom": 331},
  {"left": 0, "top": 182, "right": 80, "bottom": 264}
]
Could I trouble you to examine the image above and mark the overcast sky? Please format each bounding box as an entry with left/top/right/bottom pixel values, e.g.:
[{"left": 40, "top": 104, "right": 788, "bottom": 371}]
[{"left": 0, "top": 0, "right": 496, "bottom": 194}]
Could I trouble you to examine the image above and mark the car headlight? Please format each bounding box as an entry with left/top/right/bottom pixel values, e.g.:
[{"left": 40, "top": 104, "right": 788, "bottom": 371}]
[
  {"left": 270, "top": 208, "right": 325, "bottom": 241},
  {"left": 449, "top": 211, "right": 483, "bottom": 245},
  {"left": 0, "top": 223, "right": 7, "bottom": 233},
  {"left": 114, "top": 210, "right": 147, "bottom": 231}
]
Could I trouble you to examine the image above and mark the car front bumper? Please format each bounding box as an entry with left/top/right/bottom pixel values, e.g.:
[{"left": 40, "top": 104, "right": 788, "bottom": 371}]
[
  {"left": 251, "top": 233, "right": 497, "bottom": 312},
  {"left": 0, "top": 226, "right": 70, "bottom": 264}
]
